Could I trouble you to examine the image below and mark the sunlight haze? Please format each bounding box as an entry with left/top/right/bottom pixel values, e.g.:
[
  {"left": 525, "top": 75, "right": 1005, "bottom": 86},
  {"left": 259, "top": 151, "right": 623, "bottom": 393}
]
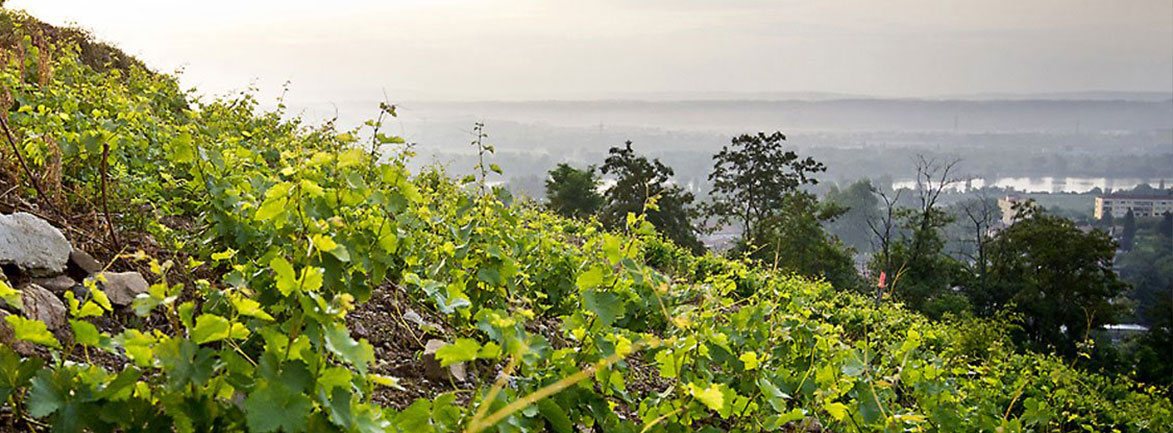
[{"left": 9, "top": 0, "right": 1173, "bottom": 103}]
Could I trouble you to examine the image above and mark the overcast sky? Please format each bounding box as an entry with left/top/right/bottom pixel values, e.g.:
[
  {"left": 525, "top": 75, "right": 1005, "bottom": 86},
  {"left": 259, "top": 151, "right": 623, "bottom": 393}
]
[{"left": 8, "top": 0, "right": 1173, "bottom": 102}]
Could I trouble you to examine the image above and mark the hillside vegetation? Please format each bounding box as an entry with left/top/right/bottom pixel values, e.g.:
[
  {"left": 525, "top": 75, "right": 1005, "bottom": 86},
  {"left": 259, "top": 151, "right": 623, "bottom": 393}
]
[{"left": 1, "top": 10, "right": 1170, "bottom": 433}]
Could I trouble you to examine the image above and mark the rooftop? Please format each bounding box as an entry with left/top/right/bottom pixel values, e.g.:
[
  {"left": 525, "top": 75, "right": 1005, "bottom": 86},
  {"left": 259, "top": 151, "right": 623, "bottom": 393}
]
[{"left": 1098, "top": 193, "right": 1173, "bottom": 201}]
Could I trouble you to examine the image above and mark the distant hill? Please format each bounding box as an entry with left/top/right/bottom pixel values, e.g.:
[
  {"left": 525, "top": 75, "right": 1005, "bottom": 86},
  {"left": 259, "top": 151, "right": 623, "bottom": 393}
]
[
  {"left": 934, "top": 91, "right": 1173, "bottom": 102},
  {"left": 381, "top": 98, "right": 1173, "bottom": 134}
]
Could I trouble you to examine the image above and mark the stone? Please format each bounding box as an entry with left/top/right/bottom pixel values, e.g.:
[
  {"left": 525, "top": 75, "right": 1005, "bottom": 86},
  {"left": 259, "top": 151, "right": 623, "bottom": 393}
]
[
  {"left": 66, "top": 248, "right": 103, "bottom": 280},
  {"left": 403, "top": 309, "right": 425, "bottom": 327},
  {"left": 0, "top": 309, "right": 35, "bottom": 355},
  {"left": 404, "top": 308, "right": 439, "bottom": 333},
  {"left": 21, "top": 284, "right": 66, "bottom": 331},
  {"left": 422, "top": 339, "right": 468, "bottom": 382},
  {"left": 89, "top": 271, "right": 149, "bottom": 306},
  {"left": 0, "top": 212, "right": 72, "bottom": 276},
  {"left": 31, "top": 275, "right": 78, "bottom": 296}
]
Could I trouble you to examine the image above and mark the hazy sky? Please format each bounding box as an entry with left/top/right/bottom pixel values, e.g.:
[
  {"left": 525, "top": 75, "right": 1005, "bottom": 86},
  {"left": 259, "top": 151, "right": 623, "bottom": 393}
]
[{"left": 9, "top": 0, "right": 1173, "bottom": 102}]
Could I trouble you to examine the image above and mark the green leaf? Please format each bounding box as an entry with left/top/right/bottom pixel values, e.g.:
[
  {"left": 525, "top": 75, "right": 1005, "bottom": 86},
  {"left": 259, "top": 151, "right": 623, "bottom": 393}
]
[
  {"left": 0, "top": 278, "right": 23, "bottom": 310},
  {"left": 230, "top": 292, "right": 275, "bottom": 321},
  {"left": 300, "top": 266, "right": 324, "bottom": 292},
  {"left": 602, "top": 234, "right": 622, "bottom": 265},
  {"left": 435, "top": 338, "right": 480, "bottom": 367},
  {"left": 245, "top": 380, "right": 313, "bottom": 433},
  {"left": 210, "top": 248, "right": 236, "bottom": 262},
  {"left": 538, "top": 398, "right": 574, "bottom": 433},
  {"left": 4, "top": 315, "right": 60, "bottom": 349},
  {"left": 842, "top": 351, "right": 865, "bottom": 377},
  {"left": 255, "top": 182, "right": 292, "bottom": 222},
  {"left": 271, "top": 257, "right": 296, "bottom": 296},
  {"left": 190, "top": 314, "right": 231, "bottom": 344},
  {"left": 323, "top": 323, "right": 374, "bottom": 374},
  {"left": 70, "top": 320, "right": 102, "bottom": 347},
  {"left": 0, "top": 347, "right": 43, "bottom": 405},
  {"left": 688, "top": 382, "right": 725, "bottom": 412},
  {"left": 476, "top": 266, "right": 501, "bottom": 286},
  {"left": 171, "top": 132, "right": 195, "bottom": 163},
  {"left": 477, "top": 341, "right": 502, "bottom": 359},
  {"left": 757, "top": 377, "right": 790, "bottom": 413},
  {"left": 377, "top": 225, "right": 398, "bottom": 253},
  {"left": 576, "top": 265, "right": 606, "bottom": 290},
  {"left": 655, "top": 349, "right": 679, "bottom": 379},
  {"left": 581, "top": 289, "right": 624, "bottom": 327},
  {"left": 27, "top": 369, "right": 66, "bottom": 418},
  {"left": 823, "top": 401, "right": 848, "bottom": 421},
  {"left": 739, "top": 351, "right": 760, "bottom": 370}
]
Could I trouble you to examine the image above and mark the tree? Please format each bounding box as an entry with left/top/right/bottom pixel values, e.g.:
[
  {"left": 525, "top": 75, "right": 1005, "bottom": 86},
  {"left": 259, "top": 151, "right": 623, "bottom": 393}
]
[
  {"left": 976, "top": 204, "right": 1126, "bottom": 356},
  {"left": 1121, "top": 208, "right": 1137, "bottom": 251},
  {"left": 1160, "top": 211, "right": 1173, "bottom": 239},
  {"left": 600, "top": 141, "right": 703, "bottom": 253},
  {"left": 753, "top": 193, "right": 861, "bottom": 290},
  {"left": 704, "top": 132, "right": 859, "bottom": 287},
  {"left": 824, "top": 180, "right": 881, "bottom": 252},
  {"left": 1129, "top": 282, "right": 1173, "bottom": 390},
  {"left": 867, "top": 157, "right": 964, "bottom": 315},
  {"left": 544, "top": 163, "right": 603, "bottom": 219},
  {"left": 1101, "top": 210, "right": 1114, "bottom": 230},
  {"left": 955, "top": 193, "right": 999, "bottom": 295},
  {"left": 706, "top": 131, "right": 825, "bottom": 244}
]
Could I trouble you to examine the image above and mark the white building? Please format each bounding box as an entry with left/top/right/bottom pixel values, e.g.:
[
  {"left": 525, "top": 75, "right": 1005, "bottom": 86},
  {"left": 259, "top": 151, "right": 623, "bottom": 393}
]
[
  {"left": 1094, "top": 194, "right": 1173, "bottom": 219},
  {"left": 997, "top": 195, "right": 1025, "bottom": 225}
]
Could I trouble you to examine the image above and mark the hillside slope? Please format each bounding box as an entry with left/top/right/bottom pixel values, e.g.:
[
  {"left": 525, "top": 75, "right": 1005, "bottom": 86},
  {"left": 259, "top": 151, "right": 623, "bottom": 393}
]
[{"left": 1, "top": 9, "right": 1170, "bottom": 433}]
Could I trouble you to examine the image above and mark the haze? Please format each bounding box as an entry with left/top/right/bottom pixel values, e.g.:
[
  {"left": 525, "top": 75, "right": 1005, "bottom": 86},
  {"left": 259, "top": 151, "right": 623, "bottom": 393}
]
[{"left": 9, "top": 0, "right": 1173, "bottom": 103}]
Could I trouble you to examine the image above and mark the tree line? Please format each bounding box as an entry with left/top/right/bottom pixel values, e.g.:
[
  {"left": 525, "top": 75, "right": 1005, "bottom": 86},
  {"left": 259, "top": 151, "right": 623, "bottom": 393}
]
[{"left": 543, "top": 131, "right": 1172, "bottom": 391}]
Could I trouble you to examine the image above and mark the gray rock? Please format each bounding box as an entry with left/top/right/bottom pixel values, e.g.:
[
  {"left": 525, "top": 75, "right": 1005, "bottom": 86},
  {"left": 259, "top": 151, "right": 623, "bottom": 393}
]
[
  {"left": 422, "top": 339, "right": 468, "bottom": 382},
  {"left": 403, "top": 309, "right": 425, "bottom": 327},
  {"left": 31, "top": 275, "right": 78, "bottom": 296},
  {"left": 404, "top": 308, "right": 440, "bottom": 333},
  {"left": 0, "top": 212, "right": 71, "bottom": 276},
  {"left": 89, "top": 271, "right": 149, "bottom": 306},
  {"left": 67, "top": 248, "right": 103, "bottom": 279},
  {"left": 21, "top": 284, "right": 66, "bottom": 331}
]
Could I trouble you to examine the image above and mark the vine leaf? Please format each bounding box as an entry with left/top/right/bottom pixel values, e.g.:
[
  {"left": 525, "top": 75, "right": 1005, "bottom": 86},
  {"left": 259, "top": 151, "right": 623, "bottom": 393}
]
[
  {"left": 323, "top": 323, "right": 375, "bottom": 374},
  {"left": 435, "top": 338, "right": 481, "bottom": 367},
  {"left": 581, "top": 289, "right": 624, "bottom": 327},
  {"left": 5, "top": 315, "right": 60, "bottom": 348}
]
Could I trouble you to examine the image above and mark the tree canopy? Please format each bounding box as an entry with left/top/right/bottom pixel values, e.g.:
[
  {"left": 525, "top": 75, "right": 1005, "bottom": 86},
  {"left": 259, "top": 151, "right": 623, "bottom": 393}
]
[
  {"left": 706, "top": 131, "right": 825, "bottom": 242},
  {"left": 600, "top": 141, "right": 703, "bottom": 253},
  {"left": 544, "top": 163, "right": 603, "bottom": 220},
  {"left": 977, "top": 204, "right": 1127, "bottom": 355}
]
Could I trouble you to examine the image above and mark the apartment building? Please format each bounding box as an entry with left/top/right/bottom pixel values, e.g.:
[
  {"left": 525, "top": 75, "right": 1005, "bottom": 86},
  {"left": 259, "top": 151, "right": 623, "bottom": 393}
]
[{"left": 1094, "top": 194, "right": 1173, "bottom": 219}]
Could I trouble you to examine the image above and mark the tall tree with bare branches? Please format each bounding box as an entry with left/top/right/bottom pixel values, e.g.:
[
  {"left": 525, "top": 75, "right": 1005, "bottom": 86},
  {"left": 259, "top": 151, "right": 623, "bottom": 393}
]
[{"left": 867, "top": 157, "right": 967, "bottom": 316}]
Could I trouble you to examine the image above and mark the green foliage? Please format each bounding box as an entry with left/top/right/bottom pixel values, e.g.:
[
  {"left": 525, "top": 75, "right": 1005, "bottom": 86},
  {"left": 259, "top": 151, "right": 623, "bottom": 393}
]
[
  {"left": 867, "top": 160, "right": 966, "bottom": 315},
  {"left": 977, "top": 205, "right": 1127, "bottom": 356},
  {"left": 1112, "top": 211, "right": 1173, "bottom": 390},
  {"left": 0, "top": 12, "right": 1169, "bottom": 432},
  {"left": 824, "top": 179, "right": 882, "bottom": 252},
  {"left": 705, "top": 132, "right": 856, "bottom": 288},
  {"left": 544, "top": 163, "right": 603, "bottom": 219},
  {"left": 599, "top": 141, "right": 703, "bottom": 253},
  {"left": 1121, "top": 209, "right": 1137, "bottom": 251},
  {"left": 749, "top": 192, "right": 861, "bottom": 290},
  {"left": 706, "top": 131, "right": 825, "bottom": 240}
]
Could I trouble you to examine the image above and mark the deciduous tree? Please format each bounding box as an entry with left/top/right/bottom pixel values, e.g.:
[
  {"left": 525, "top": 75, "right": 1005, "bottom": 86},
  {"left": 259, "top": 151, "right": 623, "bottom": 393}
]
[
  {"left": 706, "top": 131, "right": 825, "bottom": 244},
  {"left": 544, "top": 163, "right": 603, "bottom": 219},
  {"left": 977, "top": 204, "right": 1126, "bottom": 356},
  {"left": 600, "top": 141, "right": 703, "bottom": 253}
]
